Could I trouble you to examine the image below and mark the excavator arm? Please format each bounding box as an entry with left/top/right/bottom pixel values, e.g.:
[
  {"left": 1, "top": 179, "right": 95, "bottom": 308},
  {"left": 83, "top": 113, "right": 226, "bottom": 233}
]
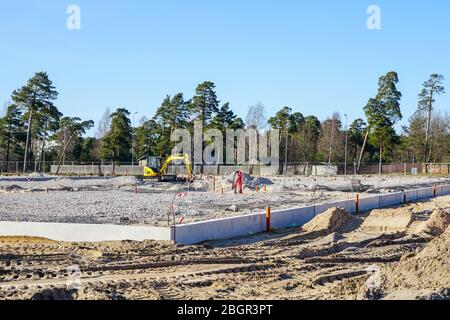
[{"left": 158, "top": 154, "right": 192, "bottom": 179}]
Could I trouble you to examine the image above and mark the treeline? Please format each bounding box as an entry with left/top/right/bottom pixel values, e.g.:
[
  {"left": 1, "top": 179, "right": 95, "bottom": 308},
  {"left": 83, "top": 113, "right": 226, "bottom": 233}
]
[{"left": 0, "top": 71, "right": 449, "bottom": 172}]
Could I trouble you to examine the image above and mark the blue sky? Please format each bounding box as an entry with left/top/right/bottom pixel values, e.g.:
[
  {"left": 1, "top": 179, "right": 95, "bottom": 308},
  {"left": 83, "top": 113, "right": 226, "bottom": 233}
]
[{"left": 0, "top": 0, "right": 449, "bottom": 133}]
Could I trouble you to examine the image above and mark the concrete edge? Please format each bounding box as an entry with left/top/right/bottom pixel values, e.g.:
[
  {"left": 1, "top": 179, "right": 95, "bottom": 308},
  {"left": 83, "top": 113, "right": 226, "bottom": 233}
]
[{"left": 1, "top": 184, "right": 449, "bottom": 245}]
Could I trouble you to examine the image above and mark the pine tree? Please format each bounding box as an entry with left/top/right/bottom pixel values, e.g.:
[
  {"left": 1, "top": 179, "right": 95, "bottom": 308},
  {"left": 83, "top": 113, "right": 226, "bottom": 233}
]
[
  {"left": 135, "top": 119, "right": 161, "bottom": 158},
  {"left": 190, "top": 81, "right": 219, "bottom": 128},
  {"left": 348, "top": 118, "right": 367, "bottom": 162},
  {"left": 211, "top": 102, "right": 237, "bottom": 132},
  {"left": 154, "top": 93, "right": 190, "bottom": 156},
  {"left": 364, "top": 72, "right": 403, "bottom": 173},
  {"left": 0, "top": 103, "right": 25, "bottom": 170},
  {"left": 11, "top": 72, "right": 59, "bottom": 172},
  {"left": 298, "top": 116, "right": 321, "bottom": 163},
  {"left": 418, "top": 74, "right": 445, "bottom": 162},
  {"left": 98, "top": 108, "right": 132, "bottom": 163}
]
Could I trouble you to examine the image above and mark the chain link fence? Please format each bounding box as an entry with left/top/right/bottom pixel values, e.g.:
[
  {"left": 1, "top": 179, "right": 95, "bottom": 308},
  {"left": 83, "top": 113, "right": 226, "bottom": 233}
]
[{"left": 1, "top": 160, "right": 449, "bottom": 176}]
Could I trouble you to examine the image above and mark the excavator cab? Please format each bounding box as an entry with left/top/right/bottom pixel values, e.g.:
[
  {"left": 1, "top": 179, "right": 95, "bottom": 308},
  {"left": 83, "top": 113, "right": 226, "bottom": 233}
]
[
  {"left": 145, "top": 156, "right": 163, "bottom": 173},
  {"left": 143, "top": 154, "right": 192, "bottom": 181}
]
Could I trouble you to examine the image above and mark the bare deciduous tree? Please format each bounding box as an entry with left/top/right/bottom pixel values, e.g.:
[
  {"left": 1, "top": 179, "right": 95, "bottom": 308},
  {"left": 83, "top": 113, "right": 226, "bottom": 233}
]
[{"left": 246, "top": 103, "right": 267, "bottom": 131}]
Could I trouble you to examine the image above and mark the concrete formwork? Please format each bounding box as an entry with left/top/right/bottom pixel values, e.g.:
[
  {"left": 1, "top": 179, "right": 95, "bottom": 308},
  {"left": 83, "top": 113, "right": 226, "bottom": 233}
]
[
  {"left": 417, "top": 187, "right": 434, "bottom": 200},
  {"left": 404, "top": 189, "right": 419, "bottom": 202},
  {"left": 270, "top": 206, "right": 316, "bottom": 230},
  {"left": 358, "top": 195, "right": 381, "bottom": 212},
  {"left": 379, "top": 192, "right": 404, "bottom": 208},
  {"left": 173, "top": 213, "right": 266, "bottom": 245},
  {"left": 0, "top": 221, "right": 172, "bottom": 242},
  {"left": 315, "top": 199, "right": 357, "bottom": 215},
  {"left": 441, "top": 185, "right": 450, "bottom": 196}
]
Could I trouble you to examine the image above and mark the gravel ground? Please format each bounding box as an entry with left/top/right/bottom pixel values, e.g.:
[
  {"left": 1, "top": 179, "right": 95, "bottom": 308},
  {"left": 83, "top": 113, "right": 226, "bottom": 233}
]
[
  {"left": 1, "top": 196, "right": 450, "bottom": 300},
  {"left": 0, "top": 175, "right": 448, "bottom": 226}
]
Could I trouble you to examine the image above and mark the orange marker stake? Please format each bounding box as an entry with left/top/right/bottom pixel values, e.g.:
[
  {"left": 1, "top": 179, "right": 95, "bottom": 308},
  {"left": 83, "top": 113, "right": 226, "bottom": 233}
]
[
  {"left": 266, "top": 207, "right": 271, "bottom": 232},
  {"left": 355, "top": 193, "right": 359, "bottom": 214}
]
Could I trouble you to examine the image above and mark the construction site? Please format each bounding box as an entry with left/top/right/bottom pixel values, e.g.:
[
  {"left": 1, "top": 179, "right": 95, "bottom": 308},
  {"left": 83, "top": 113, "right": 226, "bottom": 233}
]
[
  {"left": 1, "top": 169, "right": 450, "bottom": 300},
  {"left": 1, "top": 1, "right": 450, "bottom": 304}
]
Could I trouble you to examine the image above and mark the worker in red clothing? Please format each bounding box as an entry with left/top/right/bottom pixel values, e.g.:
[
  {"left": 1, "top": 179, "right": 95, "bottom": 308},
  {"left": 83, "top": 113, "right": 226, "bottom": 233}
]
[{"left": 233, "top": 170, "right": 243, "bottom": 194}]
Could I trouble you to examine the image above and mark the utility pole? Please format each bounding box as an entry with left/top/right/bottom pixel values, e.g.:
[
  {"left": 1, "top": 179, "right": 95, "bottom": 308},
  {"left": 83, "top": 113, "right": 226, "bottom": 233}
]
[
  {"left": 284, "top": 129, "right": 288, "bottom": 175},
  {"left": 328, "top": 118, "right": 335, "bottom": 165},
  {"left": 344, "top": 114, "right": 348, "bottom": 175},
  {"left": 132, "top": 111, "right": 138, "bottom": 175}
]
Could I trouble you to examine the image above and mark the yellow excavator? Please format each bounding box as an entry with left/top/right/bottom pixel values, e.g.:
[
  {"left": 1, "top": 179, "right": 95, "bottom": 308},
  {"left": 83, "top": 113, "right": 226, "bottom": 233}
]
[{"left": 143, "top": 154, "right": 193, "bottom": 181}]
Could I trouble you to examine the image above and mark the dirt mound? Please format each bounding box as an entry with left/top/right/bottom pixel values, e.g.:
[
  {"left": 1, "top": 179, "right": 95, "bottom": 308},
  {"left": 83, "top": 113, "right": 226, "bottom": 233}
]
[
  {"left": 28, "top": 172, "right": 45, "bottom": 179},
  {"left": 383, "top": 226, "right": 450, "bottom": 292},
  {"left": 414, "top": 208, "right": 450, "bottom": 237},
  {"left": 301, "top": 207, "right": 354, "bottom": 234},
  {"left": 108, "top": 176, "right": 143, "bottom": 187},
  {"left": 0, "top": 236, "right": 56, "bottom": 243},
  {"left": 361, "top": 207, "right": 415, "bottom": 234}
]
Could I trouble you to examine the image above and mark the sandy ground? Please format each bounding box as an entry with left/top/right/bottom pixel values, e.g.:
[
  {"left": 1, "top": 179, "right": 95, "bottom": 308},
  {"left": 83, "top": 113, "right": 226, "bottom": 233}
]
[
  {"left": 0, "top": 174, "right": 448, "bottom": 226},
  {"left": 1, "top": 195, "right": 449, "bottom": 300}
]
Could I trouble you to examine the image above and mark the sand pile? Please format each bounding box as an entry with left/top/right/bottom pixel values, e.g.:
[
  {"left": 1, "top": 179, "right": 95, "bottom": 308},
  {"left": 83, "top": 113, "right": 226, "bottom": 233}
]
[
  {"left": 361, "top": 207, "right": 415, "bottom": 234},
  {"left": 414, "top": 208, "right": 450, "bottom": 237},
  {"left": 383, "top": 226, "right": 450, "bottom": 294},
  {"left": 109, "top": 176, "right": 143, "bottom": 187},
  {"left": 301, "top": 207, "right": 354, "bottom": 234},
  {"left": 28, "top": 172, "right": 46, "bottom": 179}
]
